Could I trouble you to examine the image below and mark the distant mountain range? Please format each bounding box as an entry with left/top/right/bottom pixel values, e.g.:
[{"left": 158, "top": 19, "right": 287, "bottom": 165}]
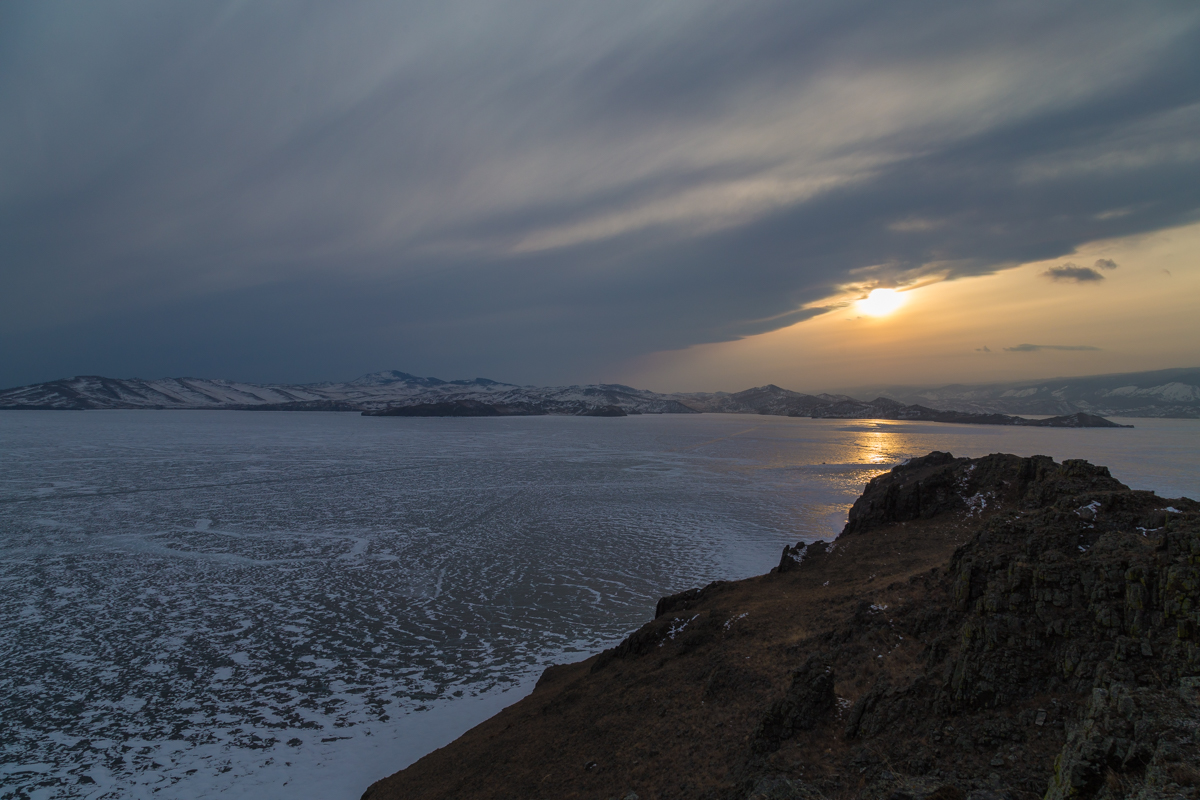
[
  {"left": 1, "top": 367, "right": 1197, "bottom": 418},
  {"left": 0, "top": 371, "right": 695, "bottom": 415},
  {"left": 847, "top": 367, "right": 1200, "bottom": 419}
]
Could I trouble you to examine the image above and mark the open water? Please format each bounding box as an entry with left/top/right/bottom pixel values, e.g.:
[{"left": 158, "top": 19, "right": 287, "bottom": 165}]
[{"left": 1, "top": 411, "right": 1197, "bottom": 799}]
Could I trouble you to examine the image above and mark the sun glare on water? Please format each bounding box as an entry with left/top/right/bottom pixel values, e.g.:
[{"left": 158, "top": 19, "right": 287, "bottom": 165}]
[{"left": 858, "top": 288, "right": 905, "bottom": 317}]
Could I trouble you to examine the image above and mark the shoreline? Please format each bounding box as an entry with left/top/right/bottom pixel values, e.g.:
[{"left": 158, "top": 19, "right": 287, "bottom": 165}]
[{"left": 362, "top": 452, "right": 1200, "bottom": 800}]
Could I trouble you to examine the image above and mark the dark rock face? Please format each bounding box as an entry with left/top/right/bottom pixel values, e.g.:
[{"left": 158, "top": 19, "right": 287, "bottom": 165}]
[
  {"left": 362, "top": 453, "right": 1198, "bottom": 800},
  {"left": 774, "top": 540, "right": 830, "bottom": 573},
  {"left": 929, "top": 494, "right": 1198, "bottom": 800},
  {"left": 1042, "top": 680, "right": 1200, "bottom": 799},
  {"left": 796, "top": 453, "right": 1200, "bottom": 799},
  {"left": 754, "top": 654, "right": 836, "bottom": 750},
  {"left": 841, "top": 451, "right": 1131, "bottom": 535},
  {"left": 661, "top": 454, "right": 1198, "bottom": 798}
]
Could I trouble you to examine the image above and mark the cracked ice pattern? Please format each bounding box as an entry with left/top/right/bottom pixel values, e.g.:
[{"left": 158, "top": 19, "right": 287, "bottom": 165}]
[{"left": 0, "top": 411, "right": 1194, "bottom": 798}]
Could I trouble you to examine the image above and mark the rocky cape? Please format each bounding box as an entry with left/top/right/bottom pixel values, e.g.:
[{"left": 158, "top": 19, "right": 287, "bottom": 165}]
[
  {"left": 363, "top": 452, "right": 1199, "bottom": 800},
  {"left": 0, "top": 371, "right": 1141, "bottom": 425}
]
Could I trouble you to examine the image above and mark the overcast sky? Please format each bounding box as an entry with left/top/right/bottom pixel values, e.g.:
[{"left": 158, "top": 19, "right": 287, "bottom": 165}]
[{"left": 2, "top": 1, "right": 1199, "bottom": 390}]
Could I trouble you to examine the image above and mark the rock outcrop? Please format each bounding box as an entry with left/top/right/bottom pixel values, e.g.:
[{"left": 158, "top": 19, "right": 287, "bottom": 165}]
[{"left": 362, "top": 453, "right": 1198, "bottom": 800}]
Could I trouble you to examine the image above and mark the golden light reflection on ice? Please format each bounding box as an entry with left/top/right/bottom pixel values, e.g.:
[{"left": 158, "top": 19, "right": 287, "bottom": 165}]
[{"left": 850, "top": 422, "right": 905, "bottom": 466}]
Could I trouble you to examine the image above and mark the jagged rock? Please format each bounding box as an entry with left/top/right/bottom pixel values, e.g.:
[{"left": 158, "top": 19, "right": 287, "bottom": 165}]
[
  {"left": 775, "top": 541, "right": 829, "bottom": 574},
  {"left": 746, "top": 776, "right": 828, "bottom": 799},
  {"left": 844, "top": 676, "right": 891, "bottom": 739},
  {"left": 754, "top": 654, "right": 836, "bottom": 751},
  {"left": 812, "top": 454, "right": 1199, "bottom": 798},
  {"left": 361, "top": 452, "right": 1199, "bottom": 800}
]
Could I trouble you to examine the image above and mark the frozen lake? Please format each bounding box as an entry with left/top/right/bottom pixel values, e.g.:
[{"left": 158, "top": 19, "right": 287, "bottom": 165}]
[{"left": 1, "top": 411, "right": 1197, "bottom": 799}]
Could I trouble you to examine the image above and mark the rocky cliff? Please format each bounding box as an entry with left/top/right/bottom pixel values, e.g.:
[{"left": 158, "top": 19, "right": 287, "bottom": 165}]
[{"left": 362, "top": 452, "right": 1198, "bottom": 800}]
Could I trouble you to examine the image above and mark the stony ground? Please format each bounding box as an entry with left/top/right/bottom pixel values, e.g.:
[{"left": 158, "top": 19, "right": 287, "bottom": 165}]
[{"left": 362, "top": 452, "right": 1200, "bottom": 800}]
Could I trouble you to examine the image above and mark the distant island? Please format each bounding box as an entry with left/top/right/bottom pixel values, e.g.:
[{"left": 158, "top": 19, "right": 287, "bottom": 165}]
[
  {"left": 1, "top": 366, "right": 1195, "bottom": 421},
  {"left": 797, "top": 398, "right": 1134, "bottom": 428}
]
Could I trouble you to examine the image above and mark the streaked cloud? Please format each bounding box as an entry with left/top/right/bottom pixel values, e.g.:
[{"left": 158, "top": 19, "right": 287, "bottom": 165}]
[
  {"left": 1, "top": 0, "right": 1198, "bottom": 387},
  {"left": 620, "top": 222, "right": 1200, "bottom": 392}
]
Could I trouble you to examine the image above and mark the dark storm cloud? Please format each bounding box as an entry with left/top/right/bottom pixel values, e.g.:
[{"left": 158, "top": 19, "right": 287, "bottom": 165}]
[
  {"left": 1042, "top": 263, "right": 1106, "bottom": 282},
  {"left": 1041, "top": 257, "right": 1120, "bottom": 282},
  {"left": 1004, "top": 344, "right": 1102, "bottom": 352},
  {"left": 1, "top": 0, "right": 1199, "bottom": 386}
]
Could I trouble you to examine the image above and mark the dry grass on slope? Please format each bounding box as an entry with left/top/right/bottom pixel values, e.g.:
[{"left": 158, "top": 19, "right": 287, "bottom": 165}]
[{"left": 362, "top": 453, "right": 1200, "bottom": 800}]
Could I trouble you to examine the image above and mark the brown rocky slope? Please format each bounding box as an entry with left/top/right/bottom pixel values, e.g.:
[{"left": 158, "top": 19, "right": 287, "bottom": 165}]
[{"left": 362, "top": 452, "right": 1200, "bottom": 800}]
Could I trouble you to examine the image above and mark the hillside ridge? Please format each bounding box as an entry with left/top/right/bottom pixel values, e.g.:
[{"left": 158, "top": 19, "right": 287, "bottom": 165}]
[{"left": 361, "top": 452, "right": 1200, "bottom": 800}]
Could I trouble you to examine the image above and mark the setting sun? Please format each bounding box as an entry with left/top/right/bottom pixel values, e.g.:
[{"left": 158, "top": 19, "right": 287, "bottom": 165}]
[{"left": 858, "top": 287, "right": 905, "bottom": 317}]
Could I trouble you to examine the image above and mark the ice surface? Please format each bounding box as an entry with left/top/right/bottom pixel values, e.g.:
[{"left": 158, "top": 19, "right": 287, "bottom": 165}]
[{"left": 0, "top": 412, "right": 1197, "bottom": 799}]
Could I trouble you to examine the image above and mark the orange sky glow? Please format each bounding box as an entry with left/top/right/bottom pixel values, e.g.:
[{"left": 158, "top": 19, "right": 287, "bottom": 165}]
[{"left": 619, "top": 220, "right": 1200, "bottom": 393}]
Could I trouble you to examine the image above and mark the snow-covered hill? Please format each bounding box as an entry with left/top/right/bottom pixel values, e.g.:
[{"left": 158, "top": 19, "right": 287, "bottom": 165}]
[
  {"left": 672, "top": 384, "right": 853, "bottom": 415},
  {"left": 0, "top": 371, "right": 698, "bottom": 415}
]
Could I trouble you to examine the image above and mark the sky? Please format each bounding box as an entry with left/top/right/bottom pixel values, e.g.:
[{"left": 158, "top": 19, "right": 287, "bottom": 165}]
[{"left": 2, "top": 0, "right": 1199, "bottom": 392}]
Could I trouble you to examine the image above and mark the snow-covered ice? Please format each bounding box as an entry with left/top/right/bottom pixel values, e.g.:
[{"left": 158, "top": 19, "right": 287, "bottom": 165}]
[{"left": 1, "top": 411, "right": 1196, "bottom": 799}]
